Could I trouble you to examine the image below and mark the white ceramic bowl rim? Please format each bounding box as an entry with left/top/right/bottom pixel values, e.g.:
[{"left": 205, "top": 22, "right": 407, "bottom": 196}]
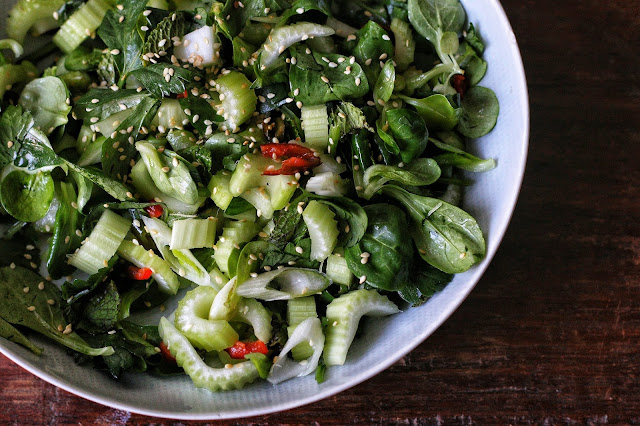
[{"left": 0, "top": 0, "right": 529, "bottom": 419}]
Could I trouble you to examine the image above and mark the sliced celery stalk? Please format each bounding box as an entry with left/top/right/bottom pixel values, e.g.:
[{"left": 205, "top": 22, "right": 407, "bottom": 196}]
[{"left": 302, "top": 200, "right": 339, "bottom": 262}]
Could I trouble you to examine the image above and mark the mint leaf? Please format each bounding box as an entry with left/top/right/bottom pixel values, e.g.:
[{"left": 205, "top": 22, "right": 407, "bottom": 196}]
[{"left": 131, "top": 64, "right": 193, "bottom": 98}]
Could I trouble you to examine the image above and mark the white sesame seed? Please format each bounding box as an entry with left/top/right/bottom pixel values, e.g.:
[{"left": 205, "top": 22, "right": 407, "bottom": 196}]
[
  {"left": 382, "top": 35, "right": 391, "bottom": 41},
  {"left": 296, "top": 7, "right": 304, "bottom": 13}
]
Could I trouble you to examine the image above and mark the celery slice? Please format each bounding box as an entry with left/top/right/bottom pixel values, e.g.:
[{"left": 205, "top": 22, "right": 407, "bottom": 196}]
[
  {"left": 169, "top": 218, "right": 217, "bottom": 250},
  {"left": 208, "top": 170, "right": 234, "bottom": 210},
  {"left": 159, "top": 317, "right": 259, "bottom": 391},
  {"left": 259, "top": 22, "right": 335, "bottom": 70},
  {"left": 302, "top": 200, "right": 339, "bottom": 262},
  {"left": 325, "top": 254, "right": 353, "bottom": 286},
  {"left": 236, "top": 268, "right": 331, "bottom": 301},
  {"left": 69, "top": 209, "right": 130, "bottom": 275},
  {"left": 174, "top": 26, "right": 222, "bottom": 68},
  {"left": 234, "top": 298, "right": 272, "bottom": 343},
  {"left": 7, "top": 0, "right": 66, "bottom": 44},
  {"left": 174, "top": 286, "right": 238, "bottom": 351},
  {"left": 213, "top": 70, "right": 257, "bottom": 132},
  {"left": 116, "top": 239, "right": 179, "bottom": 295},
  {"left": 324, "top": 289, "right": 400, "bottom": 366},
  {"left": 301, "top": 105, "right": 329, "bottom": 151},
  {"left": 267, "top": 317, "right": 324, "bottom": 384},
  {"left": 287, "top": 297, "right": 318, "bottom": 361},
  {"left": 53, "top": 0, "right": 115, "bottom": 54}
]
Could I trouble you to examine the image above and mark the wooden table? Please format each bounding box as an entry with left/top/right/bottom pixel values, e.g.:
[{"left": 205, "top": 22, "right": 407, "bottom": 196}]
[{"left": 3, "top": 1, "right": 639, "bottom": 424}]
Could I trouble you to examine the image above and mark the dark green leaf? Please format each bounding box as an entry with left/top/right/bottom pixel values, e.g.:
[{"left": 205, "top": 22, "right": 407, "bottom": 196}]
[
  {"left": 0, "top": 316, "right": 42, "bottom": 354},
  {"left": 386, "top": 108, "right": 429, "bottom": 163},
  {"left": 179, "top": 96, "right": 222, "bottom": 137},
  {"left": 78, "top": 281, "right": 120, "bottom": 333},
  {"left": 456, "top": 86, "right": 499, "bottom": 138},
  {"left": 465, "top": 23, "right": 485, "bottom": 56},
  {"left": 131, "top": 64, "right": 193, "bottom": 98},
  {"left": 0, "top": 170, "right": 54, "bottom": 223},
  {"left": 0, "top": 266, "right": 114, "bottom": 356},
  {"left": 345, "top": 204, "right": 413, "bottom": 291},
  {"left": 65, "top": 47, "right": 105, "bottom": 72},
  {"left": 142, "top": 12, "right": 186, "bottom": 60},
  {"left": 344, "top": 21, "right": 393, "bottom": 85},
  {"left": 400, "top": 93, "right": 461, "bottom": 130},
  {"left": 289, "top": 45, "right": 369, "bottom": 106},
  {"left": 64, "top": 161, "right": 135, "bottom": 201},
  {"left": 407, "top": 0, "right": 466, "bottom": 47},
  {"left": 430, "top": 138, "right": 496, "bottom": 172}
]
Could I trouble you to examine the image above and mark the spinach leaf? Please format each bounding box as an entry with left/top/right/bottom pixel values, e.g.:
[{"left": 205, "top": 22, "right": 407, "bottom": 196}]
[
  {"left": 102, "top": 96, "right": 161, "bottom": 180},
  {"left": 179, "top": 96, "right": 223, "bottom": 137},
  {"left": 97, "top": 0, "right": 148, "bottom": 87},
  {"left": 0, "top": 266, "right": 114, "bottom": 357},
  {"left": 430, "top": 138, "right": 496, "bottom": 172},
  {"left": 373, "top": 60, "right": 395, "bottom": 111},
  {"left": 398, "top": 261, "right": 453, "bottom": 306},
  {"left": 64, "top": 161, "right": 135, "bottom": 201},
  {"left": 289, "top": 45, "right": 369, "bottom": 106},
  {"left": 383, "top": 185, "right": 485, "bottom": 273},
  {"left": 344, "top": 21, "right": 393, "bottom": 85},
  {"left": 385, "top": 108, "right": 429, "bottom": 163},
  {"left": 456, "top": 41, "right": 487, "bottom": 86},
  {"left": 0, "top": 225, "right": 41, "bottom": 271},
  {"left": 65, "top": 47, "right": 105, "bottom": 72},
  {"left": 62, "top": 257, "right": 119, "bottom": 306},
  {"left": 407, "top": 0, "right": 466, "bottom": 53},
  {"left": 345, "top": 204, "right": 413, "bottom": 291},
  {"left": 73, "top": 89, "right": 150, "bottom": 122},
  {"left": 256, "top": 82, "right": 291, "bottom": 114},
  {"left": 218, "top": 0, "right": 289, "bottom": 38},
  {"left": 363, "top": 158, "right": 441, "bottom": 199},
  {"left": 0, "top": 106, "right": 62, "bottom": 173},
  {"left": 0, "top": 170, "right": 54, "bottom": 222},
  {"left": 0, "top": 316, "right": 42, "bottom": 354},
  {"left": 399, "top": 93, "right": 461, "bottom": 130},
  {"left": 278, "top": 0, "right": 331, "bottom": 26},
  {"left": 47, "top": 181, "right": 83, "bottom": 279},
  {"left": 130, "top": 64, "right": 194, "bottom": 99},
  {"left": 464, "top": 22, "right": 485, "bottom": 56},
  {"left": 456, "top": 86, "right": 499, "bottom": 138}
]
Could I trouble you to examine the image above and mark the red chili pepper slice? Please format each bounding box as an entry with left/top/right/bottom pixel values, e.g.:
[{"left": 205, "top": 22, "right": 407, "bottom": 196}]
[
  {"left": 451, "top": 74, "right": 468, "bottom": 98},
  {"left": 260, "top": 143, "right": 317, "bottom": 160},
  {"left": 225, "top": 340, "right": 269, "bottom": 359},
  {"left": 159, "top": 341, "right": 177, "bottom": 364},
  {"left": 262, "top": 156, "right": 320, "bottom": 175},
  {"left": 176, "top": 89, "right": 188, "bottom": 99},
  {"left": 128, "top": 266, "right": 153, "bottom": 280},
  {"left": 145, "top": 204, "right": 164, "bottom": 218}
]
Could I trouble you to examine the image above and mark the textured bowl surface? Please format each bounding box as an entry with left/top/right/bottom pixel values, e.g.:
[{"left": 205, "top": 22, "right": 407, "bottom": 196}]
[{"left": 0, "top": 0, "right": 528, "bottom": 419}]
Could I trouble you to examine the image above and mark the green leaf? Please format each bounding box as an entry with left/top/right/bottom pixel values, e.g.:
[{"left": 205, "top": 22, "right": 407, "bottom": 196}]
[
  {"left": 179, "top": 96, "right": 222, "bottom": 136},
  {"left": 278, "top": 0, "right": 331, "bottom": 26},
  {"left": 0, "top": 225, "right": 41, "bottom": 271},
  {"left": 383, "top": 185, "right": 485, "bottom": 273},
  {"left": 47, "top": 181, "right": 83, "bottom": 279},
  {"left": 245, "top": 352, "right": 272, "bottom": 379},
  {"left": 399, "top": 93, "right": 460, "bottom": 130},
  {"left": 363, "top": 158, "right": 441, "bottom": 199},
  {"left": 385, "top": 108, "right": 429, "bottom": 163},
  {"left": 0, "top": 266, "right": 114, "bottom": 357},
  {"left": 456, "top": 86, "right": 499, "bottom": 138},
  {"left": 0, "top": 316, "right": 42, "bottom": 354},
  {"left": 79, "top": 281, "right": 120, "bottom": 333},
  {"left": 130, "top": 64, "right": 194, "bottom": 98},
  {"left": 268, "top": 205, "right": 303, "bottom": 251},
  {"left": 430, "top": 138, "right": 496, "bottom": 172},
  {"left": 142, "top": 12, "right": 186, "bottom": 60},
  {"left": 65, "top": 161, "right": 135, "bottom": 201},
  {"left": 289, "top": 45, "right": 369, "bottom": 106},
  {"left": 456, "top": 41, "right": 487, "bottom": 86},
  {"left": 465, "top": 22, "right": 485, "bottom": 56},
  {"left": 345, "top": 21, "right": 393, "bottom": 85},
  {"left": 64, "top": 47, "right": 105, "bottom": 72},
  {"left": 62, "top": 256, "right": 118, "bottom": 305},
  {"left": 73, "top": 89, "right": 149, "bottom": 122},
  {"left": 101, "top": 96, "right": 161, "bottom": 180},
  {"left": 407, "top": 0, "right": 466, "bottom": 47},
  {"left": 373, "top": 60, "right": 395, "bottom": 110},
  {"left": 328, "top": 102, "right": 371, "bottom": 147},
  {"left": 97, "top": 0, "right": 148, "bottom": 86},
  {"left": 0, "top": 170, "right": 54, "bottom": 223},
  {"left": 217, "top": 0, "right": 289, "bottom": 38},
  {"left": 345, "top": 204, "right": 413, "bottom": 291},
  {"left": 0, "top": 106, "right": 34, "bottom": 170}
]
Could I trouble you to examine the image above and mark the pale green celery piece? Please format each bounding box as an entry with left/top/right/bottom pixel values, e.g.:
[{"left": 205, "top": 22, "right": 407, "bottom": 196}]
[
  {"left": 7, "top": 0, "right": 66, "bottom": 44},
  {"left": 159, "top": 317, "right": 259, "bottom": 391}
]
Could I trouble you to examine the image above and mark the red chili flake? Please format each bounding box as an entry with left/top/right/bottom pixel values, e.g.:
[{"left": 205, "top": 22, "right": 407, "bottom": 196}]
[
  {"left": 159, "top": 341, "right": 176, "bottom": 364},
  {"left": 225, "top": 340, "right": 269, "bottom": 359},
  {"left": 145, "top": 204, "right": 164, "bottom": 218},
  {"left": 176, "top": 89, "right": 188, "bottom": 99},
  {"left": 128, "top": 266, "right": 153, "bottom": 280},
  {"left": 260, "top": 143, "right": 321, "bottom": 175},
  {"left": 451, "top": 74, "right": 468, "bottom": 98}
]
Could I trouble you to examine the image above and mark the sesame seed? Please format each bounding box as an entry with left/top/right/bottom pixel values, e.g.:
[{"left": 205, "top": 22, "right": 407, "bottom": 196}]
[
  {"left": 365, "top": 58, "right": 372, "bottom": 66},
  {"left": 382, "top": 35, "right": 391, "bottom": 41},
  {"left": 162, "top": 166, "right": 170, "bottom": 173},
  {"left": 359, "top": 275, "right": 367, "bottom": 284},
  {"left": 47, "top": 299, "right": 55, "bottom": 305},
  {"left": 143, "top": 9, "right": 152, "bottom": 16},
  {"left": 141, "top": 26, "right": 149, "bottom": 31},
  {"left": 295, "top": 246, "right": 304, "bottom": 254},
  {"left": 38, "top": 282, "right": 45, "bottom": 290},
  {"left": 23, "top": 287, "right": 29, "bottom": 293},
  {"left": 27, "top": 306, "right": 36, "bottom": 312},
  {"left": 7, "top": 141, "right": 13, "bottom": 148},
  {"left": 347, "top": 34, "right": 356, "bottom": 41},
  {"left": 296, "top": 7, "right": 304, "bottom": 13},
  {"left": 9, "top": 263, "right": 15, "bottom": 269},
  {"left": 321, "top": 76, "right": 330, "bottom": 84},
  {"left": 355, "top": 77, "right": 361, "bottom": 86}
]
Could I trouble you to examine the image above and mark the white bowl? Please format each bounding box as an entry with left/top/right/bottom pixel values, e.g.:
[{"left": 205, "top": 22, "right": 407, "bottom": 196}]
[{"left": 0, "top": 0, "right": 528, "bottom": 419}]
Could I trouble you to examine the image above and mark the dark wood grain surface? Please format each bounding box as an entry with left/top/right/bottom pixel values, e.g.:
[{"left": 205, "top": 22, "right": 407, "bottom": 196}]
[{"left": 2, "top": 0, "right": 640, "bottom": 424}]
